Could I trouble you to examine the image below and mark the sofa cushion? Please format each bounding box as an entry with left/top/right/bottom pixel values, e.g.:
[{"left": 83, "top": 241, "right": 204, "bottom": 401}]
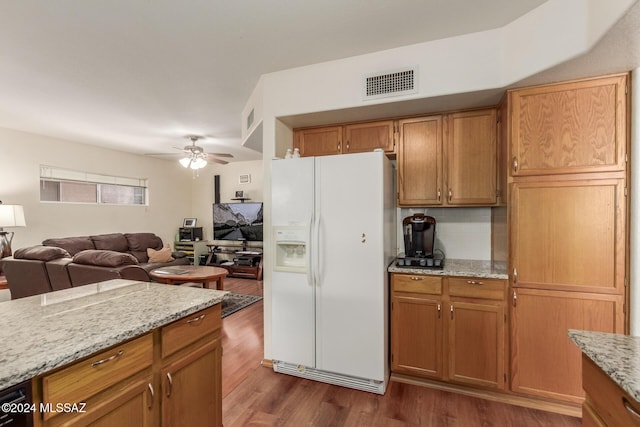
[
  {"left": 91, "top": 233, "right": 129, "bottom": 252},
  {"left": 124, "top": 233, "right": 163, "bottom": 263},
  {"left": 147, "top": 246, "right": 174, "bottom": 263},
  {"left": 73, "top": 250, "right": 139, "bottom": 267},
  {"left": 43, "top": 236, "right": 95, "bottom": 256},
  {"left": 13, "top": 245, "right": 70, "bottom": 261}
]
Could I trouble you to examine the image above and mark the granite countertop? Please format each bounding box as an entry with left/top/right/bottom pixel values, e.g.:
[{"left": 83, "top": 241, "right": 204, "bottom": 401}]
[
  {"left": 0, "top": 279, "right": 228, "bottom": 391},
  {"left": 569, "top": 329, "right": 640, "bottom": 402},
  {"left": 388, "top": 258, "right": 508, "bottom": 280}
]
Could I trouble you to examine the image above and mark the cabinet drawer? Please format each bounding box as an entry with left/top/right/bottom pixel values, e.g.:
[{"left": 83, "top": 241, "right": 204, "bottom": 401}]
[
  {"left": 43, "top": 333, "right": 152, "bottom": 407},
  {"left": 448, "top": 277, "right": 506, "bottom": 300},
  {"left": 583, "top": 355, "right": 640, "bottom": 426},
  {"left": 392, "top": 274, "right": 442, "bottom": 295},
  {"left": 162, "top": 304, "right": 221, "bottom": 358}
]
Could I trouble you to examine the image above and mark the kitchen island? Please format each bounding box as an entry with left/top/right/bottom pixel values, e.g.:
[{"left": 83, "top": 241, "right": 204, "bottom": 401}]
[
  {"left": 569, "top": 330, "right": 640, "bottom": 425},
  {"left": 0, "top": 279, "right": 227, "bottom": 426}
]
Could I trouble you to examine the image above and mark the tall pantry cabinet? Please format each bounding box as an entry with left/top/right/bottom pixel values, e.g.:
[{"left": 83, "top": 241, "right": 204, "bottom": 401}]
[{"left": 506, "top": 73, "right": 629, "bottom": 404}]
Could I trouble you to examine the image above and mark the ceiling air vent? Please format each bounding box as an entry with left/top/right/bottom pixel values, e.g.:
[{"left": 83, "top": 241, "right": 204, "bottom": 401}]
[{"left": 363, "top": 66, "right": 418, "bottom": 100}]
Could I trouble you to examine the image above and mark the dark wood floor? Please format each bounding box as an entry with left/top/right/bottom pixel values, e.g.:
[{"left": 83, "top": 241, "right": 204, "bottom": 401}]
[{"left": 220, "top": 278, "right": 581, "bottom": 426}]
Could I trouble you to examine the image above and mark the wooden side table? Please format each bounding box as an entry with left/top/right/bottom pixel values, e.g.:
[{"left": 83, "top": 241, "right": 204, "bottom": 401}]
[{"left": 0, "top": 276, "right": 8, "bottom": 290}]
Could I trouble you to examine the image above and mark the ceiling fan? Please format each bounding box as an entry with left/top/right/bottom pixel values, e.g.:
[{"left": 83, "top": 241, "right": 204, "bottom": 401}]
[{"left": 146, "top": 136, "right": 234, "bottom": 168}]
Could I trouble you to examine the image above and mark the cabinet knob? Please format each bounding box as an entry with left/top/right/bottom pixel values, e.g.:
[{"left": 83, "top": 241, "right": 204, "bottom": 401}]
[
  {"left": 437, "top": 189, "right": 441, "bottom": 201},
  {"left": 448, "top": 189, "right": 452, "bottom": 202},
  {"left": 512, "top": 157, "right": 519, "bottom": 172},
  {"left": 409, "top": 276, "right": 424, "bottom": 281},
  {"left": 466, "top": 280, "right": 484, "bottom": 285}
]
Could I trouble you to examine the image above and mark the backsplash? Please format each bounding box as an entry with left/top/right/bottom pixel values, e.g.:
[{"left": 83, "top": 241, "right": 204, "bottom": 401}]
[{"left": 396, "top": 207, "right": 492, "bottom": 260}]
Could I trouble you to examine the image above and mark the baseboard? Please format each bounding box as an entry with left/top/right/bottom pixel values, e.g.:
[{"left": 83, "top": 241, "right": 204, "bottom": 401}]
[
  {"left": 261, "top": 358, "right": 274, "bottom": 369},
  {"left": 390, "top": 373, "right": 582, "bottom": 418}
]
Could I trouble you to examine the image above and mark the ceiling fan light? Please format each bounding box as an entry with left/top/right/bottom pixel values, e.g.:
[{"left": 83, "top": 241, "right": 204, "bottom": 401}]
[
  {"left": 191, "top": 157, "right": 207, "bottom": 169},
  {"left": 179, "top": 157, "right": 191, "bottom": 168}
]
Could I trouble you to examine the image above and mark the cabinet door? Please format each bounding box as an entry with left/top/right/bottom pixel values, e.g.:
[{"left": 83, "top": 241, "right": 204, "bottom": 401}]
[
  {"left": 293, "top": 126, "right": 342, "bottom": 157},
  {"left": 343, "top": 120, "right": 395, "bottom": 154},
  {"left": 162, "top": 339, "right": 222, "bottom": 427},
  {"left": 45, "top": 377, "right": 154, "bottom": 427},
  {"left": 398, "top": 115, "right": 443, "bottom": 205},
  {"left": 391, "top": 295, "right": 443, "bottom": 379},
  {"left": 448, "top": 301, "right": 505, "bottom": 389},
  {"left": 445, "top": 109, "right": 497, "bottom": 205},
  {"left": 510, "top": 288, "right": 624, "bottom": 403},
  {"left": 511, "top": 178, "right": 626, "bottom": 294},
  {"left": 509, "top": 74, "right": 627, "bottom": 176}
]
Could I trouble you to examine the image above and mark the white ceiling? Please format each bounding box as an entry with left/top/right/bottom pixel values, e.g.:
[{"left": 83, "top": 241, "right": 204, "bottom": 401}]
[{"left": 1, "top": 0, "right": 638, "bottom": 162}]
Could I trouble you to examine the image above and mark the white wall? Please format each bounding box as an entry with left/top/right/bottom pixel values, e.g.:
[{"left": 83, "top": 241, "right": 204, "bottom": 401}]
[
  {"left": 191, "top": 160, "right": 263, "bottom": 242},
  {"left": 397, "top": 208, "right": 492, "bottom": 260},
  {"left": 0, "top": 127, "right": 194, "bottom": 248}
]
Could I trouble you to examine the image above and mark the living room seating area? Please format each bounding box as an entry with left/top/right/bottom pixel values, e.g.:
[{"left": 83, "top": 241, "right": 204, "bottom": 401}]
[{"left": 1, "top": 232, "right": 190, "bottom": 299}]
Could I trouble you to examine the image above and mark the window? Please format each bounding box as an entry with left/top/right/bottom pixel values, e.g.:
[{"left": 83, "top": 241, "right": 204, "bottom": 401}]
[{"left": 40, "top": 166, "right": 148, "bottom": 206}]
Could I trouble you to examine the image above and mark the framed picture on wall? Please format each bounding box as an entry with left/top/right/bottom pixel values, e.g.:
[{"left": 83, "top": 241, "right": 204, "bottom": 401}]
[{"left": 183, "top": 218, "right": 197, "bottom": 227}]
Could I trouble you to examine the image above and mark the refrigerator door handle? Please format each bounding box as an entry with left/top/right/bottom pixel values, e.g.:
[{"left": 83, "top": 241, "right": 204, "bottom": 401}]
[
  {"left": 313, "top": 213, "right": 321, "bottom": 286},
  {"left": 307, "top": 219, "right": 313, "bottom": 287}
]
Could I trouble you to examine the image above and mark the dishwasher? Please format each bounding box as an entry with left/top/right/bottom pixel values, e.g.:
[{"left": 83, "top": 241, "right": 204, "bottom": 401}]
[{"left": 0, "top": 380, "right": 33, "bottom": 427}]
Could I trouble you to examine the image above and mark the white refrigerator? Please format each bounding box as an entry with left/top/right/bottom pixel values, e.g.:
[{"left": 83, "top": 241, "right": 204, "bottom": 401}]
[{"left": 270, "top": 150, "right": 395, "bottom": 394}]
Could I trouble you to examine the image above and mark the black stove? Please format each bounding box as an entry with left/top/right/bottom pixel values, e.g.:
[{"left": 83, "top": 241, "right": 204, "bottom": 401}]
[{"left": 395, "top": 256, "right": 445, "bottom": 270}]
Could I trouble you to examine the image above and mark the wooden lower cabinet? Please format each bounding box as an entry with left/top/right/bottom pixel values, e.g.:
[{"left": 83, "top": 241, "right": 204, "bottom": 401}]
[
  {"left": 162, "top": 339, "right": 222, "bottom": 427},
  {"left": 35, "top": 304, "right": 222, "bottom": 427},
  {"left": 448, "top": 301, "right": 505, "bottom": 389},
  {"left": 391, "top": 273, "right": 507, "bottom": 391},
  {"left": 510, "top": 289, "right": 624, "bottom": 403},
  {"left": 581, "top": 354, "right": 640, "bottom": 426},
  {"left": 391, "top": 294, "right": 443, "bottom": 378}
]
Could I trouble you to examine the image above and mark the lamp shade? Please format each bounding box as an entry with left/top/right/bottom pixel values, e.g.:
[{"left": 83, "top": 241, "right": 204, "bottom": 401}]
[{"left": 0, "top": 205, "right": 26, "bottom": 227}]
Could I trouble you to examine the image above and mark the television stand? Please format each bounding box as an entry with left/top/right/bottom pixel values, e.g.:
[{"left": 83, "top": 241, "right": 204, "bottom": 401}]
[{"left": 204, "top": 242, "right": 263, "bottom": 280}]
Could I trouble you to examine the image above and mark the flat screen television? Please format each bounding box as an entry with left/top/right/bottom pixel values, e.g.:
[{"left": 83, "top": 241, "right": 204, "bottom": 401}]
[{"left": 213, "top": 202, "right": 263, "bottom": 241}]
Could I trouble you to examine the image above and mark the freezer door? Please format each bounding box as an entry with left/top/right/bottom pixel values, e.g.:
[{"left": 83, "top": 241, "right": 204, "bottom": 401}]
[
  {"left": 271, "top": 157, "right": 316, "bottom": 367},
  {"left": 315, "top": 152, "right": 388, "bottom": 381}
]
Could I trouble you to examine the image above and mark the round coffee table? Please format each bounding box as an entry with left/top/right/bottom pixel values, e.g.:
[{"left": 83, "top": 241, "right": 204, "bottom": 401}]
[{"left": 149, "top": 265, "right": 228, "bottom": 290}]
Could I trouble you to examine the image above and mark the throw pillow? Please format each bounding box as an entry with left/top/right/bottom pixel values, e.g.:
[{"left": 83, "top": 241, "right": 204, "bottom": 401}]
[
  {"left": 73, "top": 250, "right": 139, "bottom": 267},
  {"left": 147, "top": 246, "right": 174, "bottom": 263},
  {"left": 14, "top": 245, "right": 71, "bottom": 261}
]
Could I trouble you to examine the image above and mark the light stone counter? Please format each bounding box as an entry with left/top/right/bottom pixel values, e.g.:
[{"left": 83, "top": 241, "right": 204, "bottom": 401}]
[
  {"left": 388, "top": 258, "right": 508, "bottom": 280},
  {"left": 569, "top": 329, "right": 640, "bottom": 402},
  {"left": 0, "top": 279, "right": 227, "bottom": 390}
]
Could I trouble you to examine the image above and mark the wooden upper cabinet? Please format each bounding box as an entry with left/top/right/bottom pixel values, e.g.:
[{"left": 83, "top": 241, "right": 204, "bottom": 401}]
[
  {"left": 293, "top": 120, "right": 396, "bottom": 157},
  {"left": 509, "top": 74, "right": 628, "bottom": 176},
  {"left": 293, "top": 126, "right": 342, "bottom": 157},
  {"left": 510, "top": 178, "right": 626, "bottom": 295},
  {"left": 343, "top": 120, "right": 395, "bottom": 154},
  {"left": 398, "top": 115, "right": 443, "bottom": 206},
  {"left": 445, "top": 109, "right": 497, "bottom": 205}
]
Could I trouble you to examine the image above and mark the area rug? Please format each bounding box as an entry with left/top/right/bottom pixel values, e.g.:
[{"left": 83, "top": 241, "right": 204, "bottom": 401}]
[{"left": 221, "top": 292, "right": 263, "bottom": 318}]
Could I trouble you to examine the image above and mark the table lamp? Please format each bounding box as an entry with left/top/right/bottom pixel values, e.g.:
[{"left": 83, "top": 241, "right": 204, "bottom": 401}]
[{"left": 0, "top": 203, "right": 26, "bottom": 260}]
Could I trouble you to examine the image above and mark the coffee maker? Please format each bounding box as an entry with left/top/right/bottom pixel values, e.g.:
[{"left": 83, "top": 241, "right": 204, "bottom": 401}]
[{"left": 397, "top": 214, "right": 444, "bottom": 268}]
